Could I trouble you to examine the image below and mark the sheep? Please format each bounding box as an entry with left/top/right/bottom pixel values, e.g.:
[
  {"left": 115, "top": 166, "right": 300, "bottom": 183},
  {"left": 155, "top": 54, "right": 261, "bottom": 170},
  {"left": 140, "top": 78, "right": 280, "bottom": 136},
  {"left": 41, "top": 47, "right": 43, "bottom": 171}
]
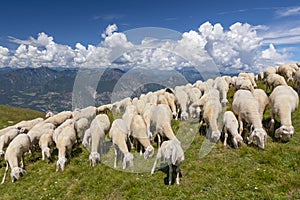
[
  {"left": 0, "top": 126, "right": 19, "bottom": 137},
  {"left": 234, "top": 76, "right": 254, "bottom": 92},
  {"left": 74, "top": 117, "right": 89, "bottom": 139},
  {"left": 269, "top": 85, "right": 299, "bottom": 141},
  {"left": 189, "top": 102, "right": 201, "bottom": 119},
  {"left": 56, "top": 123, "right": 77, "bottom": 172},
  {"left": 27, "top": 122, "right": 55, "bottom": 147},
  {"left": 39, "top": 132, "right": 54, "bottom": 161},
  {"left": 109, "top": 119, "right": 134, "bottom": 169},
  {"left": 15, "top": 117, "right": 44, "bottom": 133},
  {"left": 130, "top": 114, "right": 154, "bottom": 159},
  {"left": 96, "top": 103, "right": 113, "bottom": 113},
  {"left": 277, "top": 64, "right": 296, "bottom": 82},
  {"left": 73, "top": 106, "right": 96, "bottom": 122},
  {"left": 0, "top": 128, "right": 20, "bottom": 158},
  {"left": 122, "top": 105, "right": 137, "bottom": 131},
  {"left": 198, "top": 89, "right": 222, "bottom": 143},
  {"left": 265, "top": 73, "right": 287, "bottom": 92},
  {"left": 213, "top": 76, "right": 229, "bottom": 104},
  {"left": 143, "top": 104, "right": 178, "bottom": 146},
  {"left": 1, "top": 134, "right": 31, "bottom": 184},
  {"left": 238, "top": 72, "right": 257, "bottom": 88},
  {"left": 232, "top": 90, "right": 267, "bottom": 149},
  {"left": 135, "top": 99, "right": 146, "bottom": 115},
  {"left": 52, "top": 119, "right": 74, "bottom": 144},
  {"left": 151, "top": 139, "right": 185, "bottom": 185},
  {"left": 256, "top": 71, "right": 264, "bottom": 81},
  {"left": 112, "top": 97, "right": 132, "bottom": 113},
  {"left": 293, "top": 69, "right": 300, "bottom": 94},
  {"left": 174, "top": 87, "right": 189, "bottom": 120},
  {"left": 89, "top": 114, "right": 111, "bottom": 167},
  {"left": 263, "top": 66, "right": 277, "bottom": 79},
  {"left": 82, "top": 128, "right": 91, "bottom": 148},
  {"left": 45, "top": 111, "right": 54, "bottom": 118},
  {"left": 44, "top": 111, "right": 73, "bottom": 127},
  {"left": 222, "top": 111, "right": 244, "bottom": 148},
  {"left": 252, "top": 89, "right": 269, "bottom": 120}
]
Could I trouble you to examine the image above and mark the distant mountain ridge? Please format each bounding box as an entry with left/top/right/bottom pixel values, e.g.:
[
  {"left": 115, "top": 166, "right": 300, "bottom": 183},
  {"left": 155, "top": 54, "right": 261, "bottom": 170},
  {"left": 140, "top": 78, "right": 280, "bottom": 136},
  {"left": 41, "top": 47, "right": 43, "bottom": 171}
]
[{"left": 0, "top": 66, "right": 238, "bottom": 112}]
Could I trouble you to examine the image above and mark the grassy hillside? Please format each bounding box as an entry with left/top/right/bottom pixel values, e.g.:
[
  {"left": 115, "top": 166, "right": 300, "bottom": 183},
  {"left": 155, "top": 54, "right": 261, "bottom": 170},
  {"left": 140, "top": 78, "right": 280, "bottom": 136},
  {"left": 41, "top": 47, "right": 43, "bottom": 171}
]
[{"left": 0, "top": 83, "right": 300, "bottom": 199}]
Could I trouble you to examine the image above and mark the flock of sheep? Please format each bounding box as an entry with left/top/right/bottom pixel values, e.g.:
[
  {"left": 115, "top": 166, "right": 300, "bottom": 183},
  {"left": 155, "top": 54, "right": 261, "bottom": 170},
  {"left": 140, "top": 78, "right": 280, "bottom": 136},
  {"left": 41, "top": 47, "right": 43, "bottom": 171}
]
[{"left": 0, "top": 62, "right": 299, "bottom": 185}]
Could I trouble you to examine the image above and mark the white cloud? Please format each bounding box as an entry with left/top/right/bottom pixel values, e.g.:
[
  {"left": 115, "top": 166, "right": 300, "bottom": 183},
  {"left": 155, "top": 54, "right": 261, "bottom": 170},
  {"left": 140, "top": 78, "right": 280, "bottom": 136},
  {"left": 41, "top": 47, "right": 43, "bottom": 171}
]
[
  {"left": 276, "top": 6, "right": 300, "bottom": 18},
  {"left": 1, "top": 21, "right": 294, "bottom": 73}
]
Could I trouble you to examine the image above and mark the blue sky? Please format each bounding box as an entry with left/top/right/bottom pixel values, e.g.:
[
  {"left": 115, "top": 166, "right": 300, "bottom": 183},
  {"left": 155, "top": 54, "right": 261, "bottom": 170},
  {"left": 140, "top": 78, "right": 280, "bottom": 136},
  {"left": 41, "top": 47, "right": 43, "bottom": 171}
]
[{"left": 1, "top": 0, "right": 300, "bottom": 71}]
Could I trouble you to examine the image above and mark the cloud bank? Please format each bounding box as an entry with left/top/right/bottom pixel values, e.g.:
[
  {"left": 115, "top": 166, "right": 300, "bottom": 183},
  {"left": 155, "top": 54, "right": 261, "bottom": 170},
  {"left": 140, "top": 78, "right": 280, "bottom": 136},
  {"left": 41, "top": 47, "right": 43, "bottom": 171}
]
[{"left": 0, "top": 22, "right": 294, "bottom": 73}]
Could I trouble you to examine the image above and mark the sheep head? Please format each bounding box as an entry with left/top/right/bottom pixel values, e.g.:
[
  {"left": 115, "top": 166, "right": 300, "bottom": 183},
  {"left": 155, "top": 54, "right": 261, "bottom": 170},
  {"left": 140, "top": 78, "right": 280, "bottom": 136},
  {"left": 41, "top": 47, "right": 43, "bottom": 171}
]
[
  {"left": 211, "top": 130, "right": 221, "bottom": 143},
  {"left": 144, "top": 145, "right": 154, "bottom": 159},
  {"left": 56, "top": 157, "right": 67, "bottom": 172},
  {"left": 232, "top": 134, "right": 244, "bottom": 148},
  {"left": 275, "top": 125, "right": 294, "bottom": 142},
  {"left": 10, "top": 167, "right": 26, "bottom": 183},
  {"left": 180, "top": 111, "right": 189, "bottom": 121},
  {"left": 42, "top": 147, "right": 51, "bottom": 160},
  {"left": 248, "top": 128, "right": 267, "bottom": 149},
  {"left": 123, "top": 152, "right": 134, "bottom": 169},
  {"left": 89, "top": 152, "right": 100, "bottom": 167}
]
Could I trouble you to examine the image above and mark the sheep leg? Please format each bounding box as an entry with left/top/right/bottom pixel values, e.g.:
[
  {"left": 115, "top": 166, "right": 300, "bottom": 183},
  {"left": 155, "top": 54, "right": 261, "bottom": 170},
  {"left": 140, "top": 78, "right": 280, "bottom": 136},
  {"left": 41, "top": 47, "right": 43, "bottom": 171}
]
[
  {"left": 175, "top": 165, "right": 181, "bottom": 185},
  {"left": 114, "top": 146, "right": 118, "bottom": 168},
  {"left": 238, "top": 115, "right": 243, "bottom": 135},
  {"left": 269, "top": 110, "right": 275, "bottom": 132},
  {"left": 1, "top": 161, "right": 9, "bottom": 184},
  {"left": 223, "top": 128, "right": 228, "bottom": 147},
  {"left": 151, "top": 150, "right": 161, "bottom": 174},
  {"left": 168, "top": 163, "right": 173, "bottom": 185},
  {"left": 20, "top": 155, "right": 24, "bottom": 169}
]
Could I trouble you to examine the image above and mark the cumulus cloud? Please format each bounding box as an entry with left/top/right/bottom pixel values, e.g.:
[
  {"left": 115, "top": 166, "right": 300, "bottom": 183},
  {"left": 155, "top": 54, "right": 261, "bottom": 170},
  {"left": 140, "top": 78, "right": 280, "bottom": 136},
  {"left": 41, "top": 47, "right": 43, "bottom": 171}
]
[{"left": 0, "top": 21, "right": 294, "bottom": 72}]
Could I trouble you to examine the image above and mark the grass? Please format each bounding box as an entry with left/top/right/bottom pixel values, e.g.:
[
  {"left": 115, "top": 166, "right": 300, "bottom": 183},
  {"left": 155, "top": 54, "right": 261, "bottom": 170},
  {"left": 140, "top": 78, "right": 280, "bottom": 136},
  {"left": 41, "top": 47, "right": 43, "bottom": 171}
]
[{"left": 0, "top": 82, "right": 300, "bottom": 199}]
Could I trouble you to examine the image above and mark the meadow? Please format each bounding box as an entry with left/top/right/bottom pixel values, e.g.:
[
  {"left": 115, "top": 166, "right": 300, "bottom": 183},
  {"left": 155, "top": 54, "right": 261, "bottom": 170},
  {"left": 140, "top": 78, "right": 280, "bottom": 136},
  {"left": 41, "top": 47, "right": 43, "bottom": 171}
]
[{"left": 0, "top": 81, "right": 299, "bottom": 200}]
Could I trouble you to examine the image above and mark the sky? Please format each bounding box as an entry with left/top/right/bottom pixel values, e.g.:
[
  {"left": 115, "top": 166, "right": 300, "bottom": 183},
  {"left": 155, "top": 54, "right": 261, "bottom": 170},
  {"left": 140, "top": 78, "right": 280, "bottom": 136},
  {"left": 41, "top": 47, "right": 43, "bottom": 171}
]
[{"left": 1, "top": 0, "right": 300, "bottom": 73}]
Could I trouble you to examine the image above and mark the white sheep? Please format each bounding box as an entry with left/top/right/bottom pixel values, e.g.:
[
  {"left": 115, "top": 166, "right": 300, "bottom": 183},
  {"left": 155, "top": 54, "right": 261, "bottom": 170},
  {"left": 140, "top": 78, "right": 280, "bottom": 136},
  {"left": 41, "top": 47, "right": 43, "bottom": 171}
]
[
  {"left": 130, "top": 114, "right": 154, "bottom": 159},
  {"left": 122, "top": 105, "right": 137, "bottom": 131},
  {"left": 222, "top": 111, "right": 244, "bottom": 148},
  {"left": 73, "top": 106, "right": 97, "bottom": 122},
  {"left": 0, "top": 128, "right": 20, "bottom": 158},
  {"left": 277, "top": 64, "right": 296, "bottom": 82},
  {"left": 109, "top": 119, "right": 134, "bottom": 169},
  {"left": 56, "top": 123, "right": 77, "bottom": 172},
  {"left": 269, "top": 85, "right": 299, "bottom": 141},
  {"left": 265, "top": 73, "right": 287, "bottom": 92},
  {"left": 27, "top": 122, "right": 55, "bottom": 147},
  {"left": 44, "top": 111, "right": 73, "bottom": 127},
  {"left": 198, "top": 89, "right": 222, "bottom": 143},
  {"left": 1, "top": 134, "right": 31, "bottom": 184},
  {"left": 174, "top": 86, "right": 189, "bottom": 120},
  {"left": 143, "top": 104, "right": 178, "bottom": 146},
  {"left": 52, "top": 119, "right": 74, "bottom": 144},
  {"left": 96, "top": 103, "right": 113, "bottom": 113},
  {"left": 135, "top": 99, "right": 146, "bottom": 115},
  {"left": 238, "top": 72, "right": 257, "bottom": 88},
  {"left": 39, "top": 132, "right": 54, "bottom": 161},
  {"left": 263, "top": 66, "right": 277, "bottom": 79},
  {"left": 213, "top": 76, "right": 229, "bottom": 104},
  {"left": 15, "top": 117, "right": 44, "bottom": 133},
  {"left": 89, "top": 114, "right": 111, "bottom": 167},
  {"left": 234, "top": 76, "right": 254, "bottom": 92},
  {"left": 74, "top": 117, "right": 89, "bottom": 139},
  {"left": 151, "top": 139, "right": 185, "bottom": 185},
  {"left": 232, "top": 90, "right": 267, "bottom": 149},
  {"left": 252, "top": 89, "right": 269, "bottom": 120},
  {"left": 82, "top": 128, "right": 91, "bottom": 149},
  {"left": 112, "top": 97, "right": 132, "bottom": 113}
]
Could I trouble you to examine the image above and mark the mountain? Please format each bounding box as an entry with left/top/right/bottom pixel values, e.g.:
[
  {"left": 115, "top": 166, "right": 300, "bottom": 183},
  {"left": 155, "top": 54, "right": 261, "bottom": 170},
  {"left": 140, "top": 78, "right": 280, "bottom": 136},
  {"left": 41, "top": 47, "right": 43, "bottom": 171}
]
[{"left": 0, "top": 66, "right": 210, "bottom": 112}]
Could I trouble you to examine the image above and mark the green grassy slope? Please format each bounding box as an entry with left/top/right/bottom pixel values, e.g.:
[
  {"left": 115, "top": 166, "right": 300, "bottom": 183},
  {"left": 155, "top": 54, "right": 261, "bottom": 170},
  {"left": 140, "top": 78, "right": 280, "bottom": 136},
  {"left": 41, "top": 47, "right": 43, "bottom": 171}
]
[{"left": 0, "top": 83, "right": 299, "bottom": 199}]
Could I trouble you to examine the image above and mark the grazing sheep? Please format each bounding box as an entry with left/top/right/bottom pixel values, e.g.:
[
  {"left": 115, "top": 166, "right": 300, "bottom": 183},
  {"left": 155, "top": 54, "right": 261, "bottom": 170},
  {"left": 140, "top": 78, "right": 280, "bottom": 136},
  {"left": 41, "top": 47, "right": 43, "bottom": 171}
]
[
  {"left": 232, "top": 90, "right": 267, "bottom": 149},
  {"left": 151, "top": 139, "right": 185, "bottom": 185},
  {"left": 277, "top": 64, "right": 296, "bottom": 82},
  {"left": 269, "top": 85, "right": 299, "bottom": 141},
  {"left": 143, "top": 104, "right": 178, "bottom": 146},
  {"left": 234, "top": 76, "right": 254, "bottom": 92},
  {"left": 0, "top": 126, "right": 18, "bottom": 137},
  {"left": 222, "top": 111, "right": 244, "bottom": 148},
  {"left": 238, "top": 72, "right": 257, "bottom": 88},
  {"left": 1, "top": 134, "right": 31, "bottom": 184},
  {"left": 214, "top": 77, "right": 229, "bottom": 104},
  {"left": 52, "top": 119, "right": 74, "bottom": 144},
  {"left": 174, "top": 86, "right": 189, "bottom": 120},
  {"left": 44, "top": 111, "right": 73, "bottom": 127},
  {"left": 96, "top": 104, "right": 113, "bottom": 113},
  {"left": 265, "top": 73, "right": 287, "bottom": 92},
  {"left": 39, "top": 132, "right": 54, "bottom": 161},
  {"left": 89, "top": 114, "right": 110, "bottom": 167},
  {"left": 74, "top": 117, "right": 89, "bottom": 139},
  {"left": 56, "top": 123, "right": 77, "bottom": 172},
  {"left": 109, "top": 119, "right": 134, "bottom": 169},
  {"left": 130, "top": 114, "right": 154, "bottom": 159},
  {"left": 15, "top": 117, "right": 44, "bottom": 133},
  {"left": 82, "top": 128, "right": 91, "bottom": 149},
  {"left": 0, "top": 128, "right": 20, "bottom": 158},
  {"left": 27, "top": 122, "right": 55, "bottom": 147},
  {"left": 252, "top": 89, "right": 269, "bottom": 120},
  {"left": 263, "top": 66, "right": 277, "bottom": 79},
  {"left": 73, "top": 106, "right": 97, "bottom": 122},
  {"left": 198, "top": 89, "right": 222, "bottom": 143},
  {"left": 112, "top": 97, "right": 132, "bottom": 113}
]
